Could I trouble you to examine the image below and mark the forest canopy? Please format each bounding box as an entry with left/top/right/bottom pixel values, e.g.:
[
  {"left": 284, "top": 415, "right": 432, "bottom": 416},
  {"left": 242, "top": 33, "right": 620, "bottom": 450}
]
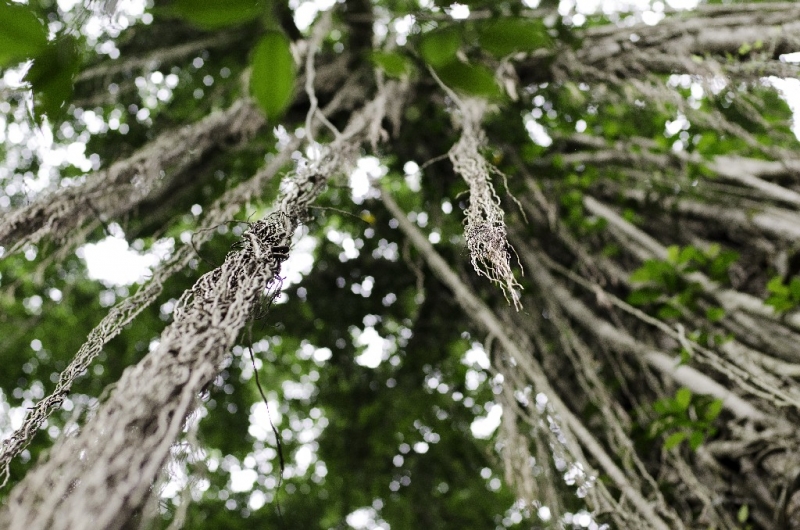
[{"left": 1, "top": 0, "right": 800, "bottom": 529}]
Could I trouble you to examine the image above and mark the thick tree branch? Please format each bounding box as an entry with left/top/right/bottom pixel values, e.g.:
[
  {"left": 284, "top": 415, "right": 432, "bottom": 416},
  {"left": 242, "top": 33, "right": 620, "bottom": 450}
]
[
  {"left": 76, "top": 32, "right": 242, "bottom": 84},
  {"left": 0, "top": 99, "right": 264, "bottom": 254},
  {"left": 0, "top": 82, "right": 403, "bottom": 530},
  {"left": 0, "top": 135, "right": 302, "bottom": 486},
  {"left": 517, "top": 5, "right": 800, "bottom": 84}
]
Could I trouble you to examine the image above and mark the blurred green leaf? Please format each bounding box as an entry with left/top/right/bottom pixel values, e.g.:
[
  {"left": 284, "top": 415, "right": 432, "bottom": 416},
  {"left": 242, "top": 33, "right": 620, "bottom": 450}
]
[
  {"left": 679, "top": 245, "right": 705, "bottom": 267},
  {"left": 704, "top": 399, "right": 723, "bottom": 421},
  {"left": 666, "top": 245, "right": 680, "bottom": 264},
  {"left": 434, "top": 62, "right": 501, "bottom": 99},
  {"left": 675, "top": 388, "right": 692, "bottom": 411},
  {"left": 656, "top": 304, "right": 682, "bottom": 320},
  {"left": 371, "top": 51, "right": 414, "bottom": 78},
  {"left": 173, "top": 0, "right": 264, "bottom": 29},
  {"left": 476, "top": 18, "right": 551, "bottom": 57},
  {"left": 737, "top": 504, "right": 749, "bottom": 523},
  {"left": 26, "top": 36, "right": 80, "bottom": 123},
  {"left": 765, "top": 275, "right": 798, "bottom": 313},
  {"left": 627, "top": 267, "right": 651, "bottom": 285},
  {"left": 705, "top": 307, "right": 725, "bottom": 322},
  {"left": 626, "top": 287, "right": 661, "bottom": 306},
  {"left": 766, "top": 295, "right": 796, "bottom": 313},
  {"left": 766, "top": 275, "right": 788, "bottom": 295},
  {"left": 630, "top": 260, "right": 678, "bottom": 290},
  {"left": 688, "top": 430, "right": 705, "bottom": 450},
  {"left": 738, "top": 42, "right": 751, "bottom": 56},
  {"left": 0, "top": 2, "right": 48, "bottom": 67},
  {"left": 708, "top": 249, "right": 738, "bottom": 282},
  {"left": 789, "top": 277, "right": 800, "bottom": 301},
  {"left": 250, "top": 31, "right": 295, "bottom": 120},
  {"left": 663, "top": 431, "right": 686, "bottom": 450},
  {"left": 419, "top": 27, "right": 460, "bottom": 67}
]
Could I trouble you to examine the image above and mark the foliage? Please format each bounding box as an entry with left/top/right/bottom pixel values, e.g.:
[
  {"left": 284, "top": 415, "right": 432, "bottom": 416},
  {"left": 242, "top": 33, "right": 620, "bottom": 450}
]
[
  {"left": 1, "top": 1, "right": 800, "bottom": 529},
  {"left": 765, "top": 275, "right": 800, "bottom": 313},
  {"left": 628, "top": 244, "right": 739, "bottom": 320},
  {"left": 249, "top": 31, "right": 295, "bottom": 120},
  {"left": 649, "top": 388, "right": 723, "bottom": 451}
]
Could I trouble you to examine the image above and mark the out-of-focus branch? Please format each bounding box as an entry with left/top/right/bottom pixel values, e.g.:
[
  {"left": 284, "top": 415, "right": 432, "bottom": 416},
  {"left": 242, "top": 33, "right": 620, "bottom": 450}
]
[
  {"left": 516, "top": 5, "right": 800, "bottom": 84},
  {"left": 76, "top": 32, "right": 241, "bottom": 83},
  {"left": 380, "top": 187, "right": 673, "bottom": 530},
  {"left": 0, "top": 100, "right": 263, "bottom": 255}
]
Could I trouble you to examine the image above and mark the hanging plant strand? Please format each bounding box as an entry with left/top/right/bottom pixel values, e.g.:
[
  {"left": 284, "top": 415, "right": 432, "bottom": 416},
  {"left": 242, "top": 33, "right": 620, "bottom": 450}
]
[
  {"left": 449, "top": 98, "right": 522, "bottom": 309},
  {"left": 0, "top": 82, "right": 357, "bottom": 484},
  {"left": 0, "top": 82, "right": 401, "bottom": 530},
  {"left": 0, "top": 132, "right": 303, "bottom": 487},
  {"left": 0, "top": 99, "right": 263, "bottom": 255}
]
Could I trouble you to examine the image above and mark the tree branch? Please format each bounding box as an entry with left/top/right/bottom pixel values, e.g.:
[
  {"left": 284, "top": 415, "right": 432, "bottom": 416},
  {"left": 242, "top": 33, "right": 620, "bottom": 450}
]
[{"left": 380, "top": 187, "right": 673, "bottom": 530}]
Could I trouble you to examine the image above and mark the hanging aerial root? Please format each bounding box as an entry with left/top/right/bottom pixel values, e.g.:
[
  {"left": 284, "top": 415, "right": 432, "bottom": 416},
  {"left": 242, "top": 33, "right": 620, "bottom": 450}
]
[
  {"left": 0, "top": 82, "right": 403, "bottom": 530},
  {"left": 0, "top": 135, "right": 305, "bottom": 488},
  {"left": 0, "top": 80, "right": 366, "bottom": 484},
  {"left": 448, "top": 98, "right": 522, "bottom": 309},
  {"left": 0, "top": 99, "right": 263, "bottom": 255},
  {"left": 494, "top": 356, "right": 555, "bottom": 512}
]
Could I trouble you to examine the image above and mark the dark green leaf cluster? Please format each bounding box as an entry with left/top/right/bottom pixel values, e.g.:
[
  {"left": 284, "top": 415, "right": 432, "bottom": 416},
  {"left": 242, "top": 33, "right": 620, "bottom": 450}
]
[
  {"left": 415, "top": 17, "right": 551, "bottom": 98},
  {"left": 650, "top": 388, "right": 723, "bottom": 452},
  {"left": 0, "top": 2, "right": 81, "bottom": 122},
  {"left": 765, "top": 275, "right": 800, "bottom": 314},
  {"left": 628, "top": 244, "right": 738, "bottom": 320}
]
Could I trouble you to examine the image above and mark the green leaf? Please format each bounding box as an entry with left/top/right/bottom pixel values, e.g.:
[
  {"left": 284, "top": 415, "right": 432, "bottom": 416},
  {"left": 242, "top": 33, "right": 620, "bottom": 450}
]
[
  {"left": 250, "top": 31, "right": 296, "bottom": 120},
  {"left": 0, "top": 2, "right": 48, "bottom": 67},
  {"left": 705, "top": 307, "right": 725, "bottom": 322},
  {"left": 653, "top": 399, "right": 669, "bottom": 415},
  {"left": 559, "top": 189, "right": 583, "bottom": 207},
  {"left": 419, "top": 27, "right": 461, "bottom": 67},
  {"left": 626, "top": 288, "right": 661, "bottom": 306},
  {"left": 26, "top": 37, "right": 80, "bottom": 123},
  {"left": 676, "top": 284, "right": 700, "bottom": 307},
  {"left": 766, "top": 275, "right": 788, "bottom": 295},
  {"left": 434, "top": 62, "right": 501, "bottom": 99},
  {"left": 663, "top": 431, "right": 686, "bottom": 450},
  {"left": 708, "top": 250, "right": 739, "bottom": 282},
  {"left": 674, "top": 388, "right": 692, "bottom": 411},
  {"left": 601, "top": 244, "right": 620, "bottom": 257},
  {"left": 666, "top": 245, "right": 680, "bottom": 265},
  {"left": 688, "top": 430, "right": 705, "bottom": 450},
  {"left": 704, "top": 399, "right": 723, "bottom": 422},
  {"left": 173, "top": 0, "right": 264, "bottom": 29},
  {"left": 679, "top": 347, "right": 692, "bottom": 365},
  {"left": 679, "top": 245, "right": 705, "bottom": 267},
  {"left": 631, "top": 260, "right": 678, "bottom": 290},
  {"left": 766, "top": 295, "right": 796, "bottom": 313},
  {"left": 630, "top": 267, "right": 652, "bottom": 284},
  {"left": 694, "top": 133, "right": 719, "bottom": 155},
  {"left": 789, "top": 277, "right": 800, "bottom": 301},
  {"left": 738, "top": 42, "right": 751, "bottom": 56},
  {"left": 371, "top": 51, "right": 414, "bottom": 78},
  {"left": 476, "top": 18, "right": 552, "bottom": 57},
  {"left": 656, "top": 304, "right": 681, "bottom": 320},
  {"left": 622, "top": 208, "right": 640, "bottom": 224},
  {"left": 737, "top": 504, "right": 749, "bottom": 523}
]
